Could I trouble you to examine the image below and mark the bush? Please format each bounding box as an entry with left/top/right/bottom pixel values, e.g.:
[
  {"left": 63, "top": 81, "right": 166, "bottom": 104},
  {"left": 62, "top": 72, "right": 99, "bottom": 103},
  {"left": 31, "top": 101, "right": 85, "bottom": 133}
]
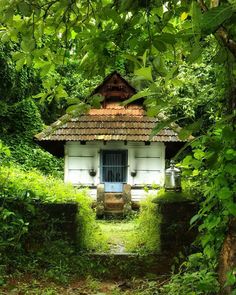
[
  {"left": 127, "top": 195, "right": 161, "bottom": 254},
  {"left": 160, "top": 253, "right": 220, "bottom": 294},
  {"left": 0, "top": 99, "right": 63, "bottom": 177}
]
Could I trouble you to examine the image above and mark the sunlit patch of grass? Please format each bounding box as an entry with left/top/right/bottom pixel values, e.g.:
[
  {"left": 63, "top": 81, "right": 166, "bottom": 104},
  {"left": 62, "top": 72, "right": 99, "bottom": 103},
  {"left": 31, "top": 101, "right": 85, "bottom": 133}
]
[{"left": 97, "top": 220, "right": 138, "bottom": 253}]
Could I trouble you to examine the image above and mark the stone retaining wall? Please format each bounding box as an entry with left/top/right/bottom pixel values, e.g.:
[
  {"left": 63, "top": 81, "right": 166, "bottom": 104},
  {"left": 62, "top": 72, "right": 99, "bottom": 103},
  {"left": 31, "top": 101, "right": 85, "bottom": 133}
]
[
  {"left": 2, "top": 198, "right": 78, "bottom": 249},
  {"left": 155, "top": 198, "right": 198, "bottom": 257}
]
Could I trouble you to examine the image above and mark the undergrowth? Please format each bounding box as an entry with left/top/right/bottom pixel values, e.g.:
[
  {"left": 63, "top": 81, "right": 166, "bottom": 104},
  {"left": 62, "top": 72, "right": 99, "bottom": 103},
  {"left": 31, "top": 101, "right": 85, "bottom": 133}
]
[
  {"left": 126, "top": 195, "right": 161, "bottom": 254},
  {"left": 0, "top": 143, "right": 106, "bottom": 283}
]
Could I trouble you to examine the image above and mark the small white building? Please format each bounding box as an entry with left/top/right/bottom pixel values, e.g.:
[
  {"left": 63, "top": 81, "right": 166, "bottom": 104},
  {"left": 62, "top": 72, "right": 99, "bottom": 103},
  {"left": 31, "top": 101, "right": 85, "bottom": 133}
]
[{"left": 36, "top": 72, "right": 183, "bottom": 212}]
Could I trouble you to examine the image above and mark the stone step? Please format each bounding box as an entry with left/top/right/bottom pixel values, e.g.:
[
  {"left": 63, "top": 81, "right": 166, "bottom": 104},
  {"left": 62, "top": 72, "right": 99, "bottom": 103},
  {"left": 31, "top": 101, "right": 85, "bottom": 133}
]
[{"left": 104, "top": 210, "right": 124, "bottom": 219}]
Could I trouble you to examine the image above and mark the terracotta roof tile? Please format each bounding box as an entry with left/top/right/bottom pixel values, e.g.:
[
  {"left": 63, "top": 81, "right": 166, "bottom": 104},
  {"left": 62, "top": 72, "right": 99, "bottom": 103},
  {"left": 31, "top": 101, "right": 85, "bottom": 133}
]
[{"left": 36, "top": 111, "right": 182, "bottom": 143}]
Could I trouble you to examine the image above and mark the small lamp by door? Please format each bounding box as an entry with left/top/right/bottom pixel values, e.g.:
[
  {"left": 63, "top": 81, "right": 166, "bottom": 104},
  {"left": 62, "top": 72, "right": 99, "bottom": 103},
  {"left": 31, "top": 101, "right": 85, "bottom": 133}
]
[
  {"left": 89, "top": 169, "right": 96, "bottom": 177},
  {"left": 131, "top": 170, "right": 137, "bottom": 177}
]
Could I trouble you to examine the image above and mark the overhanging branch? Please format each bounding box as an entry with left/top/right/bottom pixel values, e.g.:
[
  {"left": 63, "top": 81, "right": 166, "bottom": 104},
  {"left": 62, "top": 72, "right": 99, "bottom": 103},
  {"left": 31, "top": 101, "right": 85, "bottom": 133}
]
[{"left": 197, "top": 0, "right": 236, "bottom": 59}]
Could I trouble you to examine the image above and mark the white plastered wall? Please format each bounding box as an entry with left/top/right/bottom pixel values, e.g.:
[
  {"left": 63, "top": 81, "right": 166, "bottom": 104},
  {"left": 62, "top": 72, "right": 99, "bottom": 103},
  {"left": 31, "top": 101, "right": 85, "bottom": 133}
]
[{"left": 64, "top": 141, "right": 165, "bottom": 201}]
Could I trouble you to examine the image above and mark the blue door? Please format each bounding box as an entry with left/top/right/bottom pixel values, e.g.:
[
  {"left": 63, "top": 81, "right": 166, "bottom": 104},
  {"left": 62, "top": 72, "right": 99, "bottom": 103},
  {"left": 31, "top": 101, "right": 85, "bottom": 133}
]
[{"left": 101, "top": 150, "right": 127, "bottom": 192}]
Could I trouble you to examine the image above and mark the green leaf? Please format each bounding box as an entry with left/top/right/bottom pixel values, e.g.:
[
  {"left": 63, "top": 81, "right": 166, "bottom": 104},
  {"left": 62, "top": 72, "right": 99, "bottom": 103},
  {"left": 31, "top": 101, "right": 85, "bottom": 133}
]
[
  {"left": 194, "top": 149, "right": 205, "bottom": 160},
  {"left": 40, "top": 63, "right": 52, "bottom": 77},
  {"left": 218, "top": 187, "right": 233, "bottom": 200},
  {"left": 90, "top": 94, "right": 104, "bottom": 108},
  {"left": 157, "top": 33, "right": 176, "bottom": 45},
  {"left": 150, "top": 117, "right": 178, "bottom": 139},
  {"left": 225, "top": 270, "right": 236, "bottom": 286},
  {"left": 213, "top": 48, "right": 228, "bottom": 63},
  {"left": 225, "top": 148, "right": 236, "bottom": 160},
  {"left": 192, "top": 169, "right": 199, "bottom": 176},
  {"left": 153, "top": 39, "right": 167, "bottom": 52},
  {"left": 187, "top": 44, "right": 203, "bottom": 63},
  {"left": 191, "top": 2, "right": 202, "bottom": 35},
  {"left": 134, "top": 67, "right": 153, "bottom": 81},
  {"left": 122, "top": 90, "right": 155, "bottom": 105},
  {"left": 15, "top": 58, "right": 25, "bottom": 71},
  {"left": 123, "top": 54, "right": 142, "bottom": 66},
  {"left": 176, "top": 29, "right": 194, "bottom": 40},
  {"left": 56, "top": 86, "right": 68, "bottom": 98},
  {"left": 142, "top": 50, "right": 148, "bottom": 67},
  {"left": 12, "top": 52, "right": 25, "bottom": 61},
  {"left": 18, "top": 2, "right": 31, "bottom": 16},
  {"left": 190, "top": 214, "right": 200, "bottom": 225},
  {"left": 182, "top": 155, "right": 193, "bottom": 166},
  {"left": 204, "top": 245, "right": 215, "bottom": 258},
  {"left": 1, "top": 32, "right": 10, "bottom": 42},
  {"left": 201, "top": 5, "right": 233, "bottom": 33},
  {"left": 226, "top": 202, "right": 236, "bottom": 216},
  {"left": 225, "top": 164, "right": 236, "bottom": 176},
  {"left": 33, "top": 92, "right": 44, "bottom": 99},
  {"left": 178, "top": 129, "right": 192, "bottom": 140}
]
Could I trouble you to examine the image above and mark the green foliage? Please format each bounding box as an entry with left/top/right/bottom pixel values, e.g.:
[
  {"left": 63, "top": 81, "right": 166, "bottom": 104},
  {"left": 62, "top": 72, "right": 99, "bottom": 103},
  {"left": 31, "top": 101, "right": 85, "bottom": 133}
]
[
  {"left": 0, "top": 0, "right": 235, "bottom": 292},
  {"left": 0, "top": 43, "right": 41, "bottom": 103},
  {"left": 0, "top": 163, "right": 103, "bottom": 280},
  {"left": 0, "top": 98, "right": 43, "bottom": 137},
  {"left": 160, "top": 253, "right": 220, "bottom": 294},
  {"left": 0, "top": 140, "right": 11, "bottom": 166},
  {"left": 153, "top": 188, "right": 193, "bottom": 204},
  {"left": 0, "top": 98, "right": 63, "bottom": 176},
  {"left": 128, "top": 195, "right": 161, "bottom": 254}
]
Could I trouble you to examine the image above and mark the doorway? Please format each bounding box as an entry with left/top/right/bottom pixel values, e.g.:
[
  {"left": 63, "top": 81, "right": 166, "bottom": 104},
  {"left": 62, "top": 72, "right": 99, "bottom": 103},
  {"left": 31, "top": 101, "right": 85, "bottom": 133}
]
[{"left": 101, "top": 150, "right": 127, "bottom": 192}]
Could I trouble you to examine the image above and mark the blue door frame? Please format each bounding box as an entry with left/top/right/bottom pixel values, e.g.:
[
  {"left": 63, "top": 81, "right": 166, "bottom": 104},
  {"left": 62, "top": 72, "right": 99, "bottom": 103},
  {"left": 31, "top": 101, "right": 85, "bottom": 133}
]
[{"left": 100, "top": 150, "right": 128, "bottom": 192}]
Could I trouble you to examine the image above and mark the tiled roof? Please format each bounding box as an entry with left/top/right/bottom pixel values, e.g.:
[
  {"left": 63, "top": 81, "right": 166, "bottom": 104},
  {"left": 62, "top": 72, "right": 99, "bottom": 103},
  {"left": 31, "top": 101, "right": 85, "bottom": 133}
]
[
  {"left": 35, "top": 72, "right": 182, "bottom": 144},
  {"left": 35, "top": 104, "right": 181, "bottom": 143}
]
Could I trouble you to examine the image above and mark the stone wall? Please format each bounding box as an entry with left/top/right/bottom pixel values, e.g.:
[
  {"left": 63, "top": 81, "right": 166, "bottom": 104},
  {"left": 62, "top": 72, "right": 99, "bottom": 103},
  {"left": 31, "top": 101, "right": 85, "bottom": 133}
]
[
  {"left": 29, "top": 202, "right": 78, "bottom": 243},
  {"left": 2, "top": 198, "right": 78, "bottom": 250},
  {"left": 155, "top": 197, "right": 198, "bottom": 257}
]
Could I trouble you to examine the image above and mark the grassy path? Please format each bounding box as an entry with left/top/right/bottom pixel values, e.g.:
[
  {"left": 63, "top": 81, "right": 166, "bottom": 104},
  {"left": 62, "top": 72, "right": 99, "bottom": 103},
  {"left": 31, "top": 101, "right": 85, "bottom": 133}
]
[{"left": 97, "top": 220, "right": 138, "bottom": 253}]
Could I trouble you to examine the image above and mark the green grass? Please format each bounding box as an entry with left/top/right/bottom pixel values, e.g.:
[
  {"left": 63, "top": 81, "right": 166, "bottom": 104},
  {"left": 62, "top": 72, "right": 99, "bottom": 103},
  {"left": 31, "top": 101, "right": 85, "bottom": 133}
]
[
  {"left": 97, "top": 220, "right": 138, "bottom": 253},
  {"left": 152, "top": 188, "right": 193, "bottom": 204}
]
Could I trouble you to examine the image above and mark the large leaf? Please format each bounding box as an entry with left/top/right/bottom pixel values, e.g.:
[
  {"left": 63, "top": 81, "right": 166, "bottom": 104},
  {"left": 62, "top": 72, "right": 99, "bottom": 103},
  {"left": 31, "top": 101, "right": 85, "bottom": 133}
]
[
  {"left": 178, "top": 128, "right": 193, "bottom": 140},
  {"left": 134, "top": 67, "right": 153, "bottom": 81},
  {"left": 191, "top": 2, "right": 202, "bottom": 35},
  {"left": 122, "top": 90, "right": 156, "bottom": 106},
  {"left": 158, "top": 33, "right": 176, "bottom": 45},
  {"left": 123, "top": 54, "right": 142, "bottom": 67},
  {"left": 150, "top": 117, "right": 178, "bottom": 139},
  {"left": 201, "top": 5, "right": 233, "bottom": 33},
  {"left": 153, "top": 39, "right": 167, "bottom": 52}
]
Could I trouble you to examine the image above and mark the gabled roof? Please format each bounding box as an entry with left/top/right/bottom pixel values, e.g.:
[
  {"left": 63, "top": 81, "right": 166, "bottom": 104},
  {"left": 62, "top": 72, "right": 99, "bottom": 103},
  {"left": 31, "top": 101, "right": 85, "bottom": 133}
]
[
  {"left": 91, "top": 71, "right": 136, "bottom": 100},
  {"left": 35, "top": 72, "right": 182, "bottom": 156}
]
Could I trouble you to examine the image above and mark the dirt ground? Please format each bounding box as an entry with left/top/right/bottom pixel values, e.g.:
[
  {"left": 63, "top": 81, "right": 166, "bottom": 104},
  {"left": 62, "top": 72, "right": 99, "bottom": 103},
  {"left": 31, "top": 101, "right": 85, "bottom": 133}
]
[{"left": 0, "top": 275, "right": 167, "bottom": 294}]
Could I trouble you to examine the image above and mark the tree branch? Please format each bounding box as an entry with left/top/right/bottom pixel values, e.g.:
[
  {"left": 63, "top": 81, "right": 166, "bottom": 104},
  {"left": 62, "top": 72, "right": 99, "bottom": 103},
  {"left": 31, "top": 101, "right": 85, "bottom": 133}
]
[{"left": 197, "top": 0, "right": 236, "bottom": 59}]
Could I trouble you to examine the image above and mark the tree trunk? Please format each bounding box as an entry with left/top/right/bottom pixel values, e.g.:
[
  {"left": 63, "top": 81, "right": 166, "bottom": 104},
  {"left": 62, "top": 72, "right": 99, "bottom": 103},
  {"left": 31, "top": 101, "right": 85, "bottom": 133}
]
[{"left": 218, "top": 218, "right": 236, "bottom": 294}]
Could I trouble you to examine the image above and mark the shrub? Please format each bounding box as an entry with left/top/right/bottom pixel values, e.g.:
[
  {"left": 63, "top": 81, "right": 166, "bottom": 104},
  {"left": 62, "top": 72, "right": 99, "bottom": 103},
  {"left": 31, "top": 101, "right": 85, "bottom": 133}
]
[
  {"left": 160, "top": 253, "right": 220, "bottom": 294},
  {"left": 0, "top": 99, "right": 63, "bottom": 177},
  {"left": 127, "top": 194, "right": 161, "bottom": 254}
]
